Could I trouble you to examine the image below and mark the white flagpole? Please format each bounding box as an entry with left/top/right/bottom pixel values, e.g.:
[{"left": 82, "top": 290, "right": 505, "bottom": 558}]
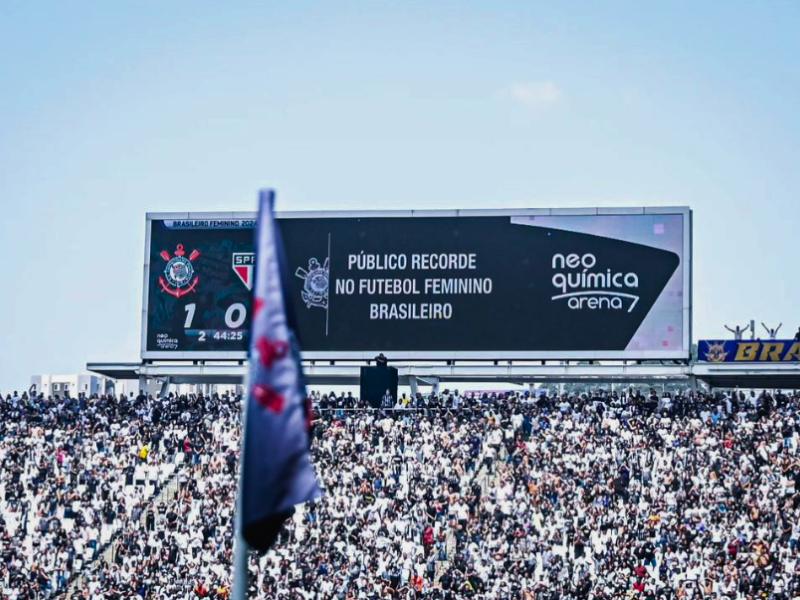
[
  {"left": 232, "top": 188, "right": 273, "bottom": 599},
  {"left": 232, "top": 367, "right": 251, "bottom": 600}
]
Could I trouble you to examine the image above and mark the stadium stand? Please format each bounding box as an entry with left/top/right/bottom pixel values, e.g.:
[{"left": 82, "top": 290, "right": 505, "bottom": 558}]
[{"left": 2, "top": 388, "right": 800, "bottom": 598}]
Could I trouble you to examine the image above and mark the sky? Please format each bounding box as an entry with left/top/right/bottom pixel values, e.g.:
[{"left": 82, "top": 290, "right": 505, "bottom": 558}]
[{"left": 0, "top": 1, "right": 798, "bottom": 390}]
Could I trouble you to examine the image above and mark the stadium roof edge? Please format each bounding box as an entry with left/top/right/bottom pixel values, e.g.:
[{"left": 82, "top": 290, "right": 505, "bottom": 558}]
[
  {"left": 87, "top": 359, "right": 800, "bottom": 389},
  {"left": 85, "top": 362, "right": 142, "bottom": 380}
]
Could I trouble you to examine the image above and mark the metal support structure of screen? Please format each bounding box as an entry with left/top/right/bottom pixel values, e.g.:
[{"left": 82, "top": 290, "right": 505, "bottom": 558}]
[{"left": 141, "top": 207, "right": 691, "bottom": 360}]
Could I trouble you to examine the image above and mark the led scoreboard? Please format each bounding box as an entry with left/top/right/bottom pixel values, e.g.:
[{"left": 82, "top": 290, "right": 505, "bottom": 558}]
[
  {"left": 141, "top": 208, "right": 692, "bottom": 360},
  {"left": 143, "top": 215, "right": 255, "bottom": 358}
]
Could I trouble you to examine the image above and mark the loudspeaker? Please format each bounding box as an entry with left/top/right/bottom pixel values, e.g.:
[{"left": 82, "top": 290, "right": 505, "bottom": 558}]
[{"left": 360, "top": 366, "right": 398, "bottom": 408}]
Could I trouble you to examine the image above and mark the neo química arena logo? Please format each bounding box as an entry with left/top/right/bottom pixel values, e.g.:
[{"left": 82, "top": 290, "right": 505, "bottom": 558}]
[{"left": 550, "top": 252, "right": 640, "bottom": 312}]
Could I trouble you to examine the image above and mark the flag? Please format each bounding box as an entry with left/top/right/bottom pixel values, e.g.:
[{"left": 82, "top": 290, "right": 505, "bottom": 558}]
[{"left": 240, "top": 189, "right": 321, "bottom": 552}]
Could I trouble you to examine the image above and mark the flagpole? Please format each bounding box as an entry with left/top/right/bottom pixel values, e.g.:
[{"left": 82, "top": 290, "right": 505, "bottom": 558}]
[
  {"left": 232, "top": 189, "right": 269, "bottom": 598},
  {"left": 231, "top": 188, "right": 321, "bottom": 598},
  {"left": 232, "top": 366, "right": 251, "bottom": 600}
]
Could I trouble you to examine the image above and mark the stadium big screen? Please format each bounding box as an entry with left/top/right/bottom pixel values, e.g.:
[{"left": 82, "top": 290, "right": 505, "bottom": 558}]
[{"left": 141, "top": 208, "right": 691, "bottom": 360}]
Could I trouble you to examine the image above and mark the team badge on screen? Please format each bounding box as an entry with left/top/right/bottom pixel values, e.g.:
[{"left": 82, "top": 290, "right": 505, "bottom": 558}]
[
  {"left": 295, "top": 257, "right": 329, "bottom": 309},
  {"left": 159, "top": 243, "right": 200, "bottom": 298},
  {"left": 232, "top": 252, "right": 255, "bottom": 290}
]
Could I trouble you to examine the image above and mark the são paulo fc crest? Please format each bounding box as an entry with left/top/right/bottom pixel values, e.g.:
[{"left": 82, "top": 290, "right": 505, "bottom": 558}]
[
  {"left": 158, "top": 244, "right": 200, "bottom": 298},
  {"left": 295, "top": 257, "right": 329, "bottom": 309},
  {"left": 232, "top": 252, "right": 255, "bottom": 290}
]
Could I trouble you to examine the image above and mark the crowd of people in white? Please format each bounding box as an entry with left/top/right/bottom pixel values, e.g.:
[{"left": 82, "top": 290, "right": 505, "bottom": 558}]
[{"left": 1, "top": 387, "right": 800, "bottom": 599}]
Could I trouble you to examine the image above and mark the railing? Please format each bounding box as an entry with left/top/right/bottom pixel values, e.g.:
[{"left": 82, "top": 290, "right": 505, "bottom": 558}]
[
  {"left": 312, "top": 406, "right": 504, "bottom": 414},
  {"left": 64, "top": 462, "right": 184, "bottom": 598}
]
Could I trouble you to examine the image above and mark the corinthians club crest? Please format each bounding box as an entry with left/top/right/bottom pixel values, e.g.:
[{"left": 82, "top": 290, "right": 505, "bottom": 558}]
[
  {"left": 295, "top": 257, "right": 329, "bottom": 309},
  {"left": 158, "top": 243, "right": 200, "bottom": 298}
]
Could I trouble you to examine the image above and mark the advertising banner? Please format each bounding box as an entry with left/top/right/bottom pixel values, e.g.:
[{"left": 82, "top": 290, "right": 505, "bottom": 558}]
[{"left": 698, "top": 340, "right": 800, "bottom": 362}]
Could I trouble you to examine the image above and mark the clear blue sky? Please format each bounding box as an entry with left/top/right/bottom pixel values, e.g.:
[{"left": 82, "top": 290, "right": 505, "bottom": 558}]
[{"left": 1, "top": 2, "right": 798, "bottom": 390}]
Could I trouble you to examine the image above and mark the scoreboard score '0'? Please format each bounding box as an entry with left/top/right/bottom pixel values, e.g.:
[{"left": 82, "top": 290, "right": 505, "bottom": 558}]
[{"left": 141, "top": 208, "right": 692, "bottom": 360}]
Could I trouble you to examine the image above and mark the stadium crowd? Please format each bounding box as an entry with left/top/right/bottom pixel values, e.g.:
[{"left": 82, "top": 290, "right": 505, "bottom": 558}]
[{"left": 2, "top": 386, "right": 800, "bottom": 599}]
